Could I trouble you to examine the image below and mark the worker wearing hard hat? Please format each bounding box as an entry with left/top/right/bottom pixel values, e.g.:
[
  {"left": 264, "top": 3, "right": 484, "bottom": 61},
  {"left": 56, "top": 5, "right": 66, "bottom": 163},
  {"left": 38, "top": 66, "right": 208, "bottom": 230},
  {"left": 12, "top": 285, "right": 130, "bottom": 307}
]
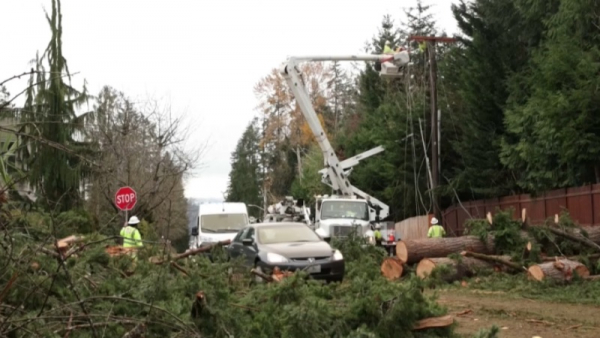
[
  {"left": 121, "top": 216, "right": 144, "bottom": 249},
  {"left": 373, "top": 224, "right": 383, "bottom": 246},
  {"left": 383, "top": 40, "right": 394, "bottom": 54},
  {"left": 427, "top": 217, "right": 446, "bottom": 238}
]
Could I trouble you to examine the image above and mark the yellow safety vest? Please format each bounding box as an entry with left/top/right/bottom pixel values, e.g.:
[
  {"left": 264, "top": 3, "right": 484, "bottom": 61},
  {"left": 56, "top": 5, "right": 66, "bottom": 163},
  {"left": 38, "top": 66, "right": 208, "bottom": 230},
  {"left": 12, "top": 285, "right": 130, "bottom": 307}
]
[
  {"left": 374, "top": 230, "right": 382, "bottom": 239},
  {"left": 120, "top": 226, "right": 143, "bottom": 248},
  {"left": 383, "top": 45, "right": 393, "bottom": 54},
  {"left": 427, "top": 225, "right": 446, "bottom": 238}
]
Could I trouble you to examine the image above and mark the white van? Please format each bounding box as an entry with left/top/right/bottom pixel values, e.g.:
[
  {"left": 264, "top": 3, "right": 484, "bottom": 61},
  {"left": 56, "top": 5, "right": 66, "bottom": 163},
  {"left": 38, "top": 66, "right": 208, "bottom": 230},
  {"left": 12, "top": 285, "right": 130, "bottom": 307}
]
[{"left": 189, "top": 202, "right": 249, "bottom": 250}]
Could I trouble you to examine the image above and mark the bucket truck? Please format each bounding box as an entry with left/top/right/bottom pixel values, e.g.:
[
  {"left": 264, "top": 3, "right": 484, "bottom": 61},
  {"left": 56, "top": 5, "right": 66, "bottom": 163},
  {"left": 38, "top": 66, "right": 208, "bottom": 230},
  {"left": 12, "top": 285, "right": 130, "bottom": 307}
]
[{"left": 275, "top": 50, "right": 410, "bottom": 247}]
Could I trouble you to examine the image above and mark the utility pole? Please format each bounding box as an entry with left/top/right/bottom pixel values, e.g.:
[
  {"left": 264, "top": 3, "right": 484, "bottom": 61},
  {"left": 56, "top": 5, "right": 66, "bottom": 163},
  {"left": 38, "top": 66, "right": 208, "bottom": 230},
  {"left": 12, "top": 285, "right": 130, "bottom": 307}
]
[{"left": 408, "top": 35, "right": 456, "bottom": 225}]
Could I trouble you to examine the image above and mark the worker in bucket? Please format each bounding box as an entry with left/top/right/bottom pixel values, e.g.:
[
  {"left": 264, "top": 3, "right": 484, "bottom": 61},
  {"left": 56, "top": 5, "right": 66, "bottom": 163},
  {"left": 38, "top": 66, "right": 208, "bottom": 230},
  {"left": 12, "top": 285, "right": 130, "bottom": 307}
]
[
  {"left": 427, "top": 217, "right": 446, "bottom": 238},
  {"left": 383, "top": 40, "right": 393, "bottom": 54},
  {"left": 120, "top": 216, "right": 144, "bottom": 253}
]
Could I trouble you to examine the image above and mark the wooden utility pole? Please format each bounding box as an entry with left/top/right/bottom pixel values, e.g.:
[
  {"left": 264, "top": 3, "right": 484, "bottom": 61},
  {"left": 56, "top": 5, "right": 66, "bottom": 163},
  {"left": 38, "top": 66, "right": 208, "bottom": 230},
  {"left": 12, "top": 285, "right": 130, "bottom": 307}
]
[{"left": 408, "top": 35, "right": 456, "bottom": 225}]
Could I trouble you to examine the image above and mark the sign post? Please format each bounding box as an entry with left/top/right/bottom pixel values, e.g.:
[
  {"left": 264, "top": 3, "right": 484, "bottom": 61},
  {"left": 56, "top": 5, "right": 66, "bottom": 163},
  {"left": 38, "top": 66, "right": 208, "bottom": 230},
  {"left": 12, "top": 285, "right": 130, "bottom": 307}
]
[{"left": 115, "top": 186, "right": 137, "bottom": 226}]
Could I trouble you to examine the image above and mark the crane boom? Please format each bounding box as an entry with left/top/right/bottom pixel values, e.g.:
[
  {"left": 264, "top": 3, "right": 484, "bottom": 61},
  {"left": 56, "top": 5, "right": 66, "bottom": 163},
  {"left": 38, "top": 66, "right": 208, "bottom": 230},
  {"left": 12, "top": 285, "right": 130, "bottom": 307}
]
[{"left": 279, "top": 51, "right": 410, "bottom": 221}]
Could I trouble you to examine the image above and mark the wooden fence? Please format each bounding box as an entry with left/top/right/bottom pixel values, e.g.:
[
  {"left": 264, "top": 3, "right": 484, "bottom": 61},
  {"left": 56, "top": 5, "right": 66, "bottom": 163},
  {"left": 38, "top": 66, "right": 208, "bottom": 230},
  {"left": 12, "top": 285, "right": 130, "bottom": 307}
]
[
  {"left": 442, "top": 183, "right": 600, "bottom": 236},
  {"left": 395, "top": 214, "right": 431, "bottom": 240}
]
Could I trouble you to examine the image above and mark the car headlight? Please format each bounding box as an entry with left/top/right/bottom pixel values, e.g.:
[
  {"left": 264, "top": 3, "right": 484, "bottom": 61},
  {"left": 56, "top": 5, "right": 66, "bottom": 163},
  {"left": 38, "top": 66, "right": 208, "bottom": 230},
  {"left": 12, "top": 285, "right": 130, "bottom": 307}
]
[
  {"left": 366, "top": 236, "right": 375, "bottom": 245},
  {"left": 333, "top": 249, "right": 343, "bottom": 261},
  {"left": 266, "top": 253, "right": 288, "bottom": 263}
]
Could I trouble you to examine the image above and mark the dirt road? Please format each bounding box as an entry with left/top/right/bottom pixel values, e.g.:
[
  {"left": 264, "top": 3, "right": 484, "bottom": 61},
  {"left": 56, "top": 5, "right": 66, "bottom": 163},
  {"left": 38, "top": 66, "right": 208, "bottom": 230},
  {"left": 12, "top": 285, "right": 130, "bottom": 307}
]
[{"left": 432, "top": 289, "right": 600, "bottom": 338}]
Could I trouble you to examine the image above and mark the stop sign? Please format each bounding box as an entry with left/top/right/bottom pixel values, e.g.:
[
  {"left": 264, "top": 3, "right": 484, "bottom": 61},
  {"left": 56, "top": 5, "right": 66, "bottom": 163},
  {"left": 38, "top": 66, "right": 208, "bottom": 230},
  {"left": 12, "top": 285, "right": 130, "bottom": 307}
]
[{"left": 115, "top": 186, "right": 137, "bottom": 211}]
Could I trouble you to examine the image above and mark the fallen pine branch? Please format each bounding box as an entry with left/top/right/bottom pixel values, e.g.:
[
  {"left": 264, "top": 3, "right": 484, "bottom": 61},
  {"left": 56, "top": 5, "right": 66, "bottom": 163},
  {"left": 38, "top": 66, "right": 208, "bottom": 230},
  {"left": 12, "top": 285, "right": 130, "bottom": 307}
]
[
  {"left": 250, "top": 268, "right": 274, "bottom": 282},
  {"left": 150, "top": 239, "right": 232, "bottom": 264},
  {"left": 412, "top": 315, "right": 454, "bottom": 330}
]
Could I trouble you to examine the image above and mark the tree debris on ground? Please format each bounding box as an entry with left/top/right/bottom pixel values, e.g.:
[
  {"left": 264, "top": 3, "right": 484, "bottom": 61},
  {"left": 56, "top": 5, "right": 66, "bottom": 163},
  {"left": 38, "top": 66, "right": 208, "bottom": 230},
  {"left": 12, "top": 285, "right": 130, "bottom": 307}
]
[
  {"left": 397, "top": 208, "right": 600, "bottom": 286},
  {"left": 2, "top": 209, "right": 502, "bottom": 338}
]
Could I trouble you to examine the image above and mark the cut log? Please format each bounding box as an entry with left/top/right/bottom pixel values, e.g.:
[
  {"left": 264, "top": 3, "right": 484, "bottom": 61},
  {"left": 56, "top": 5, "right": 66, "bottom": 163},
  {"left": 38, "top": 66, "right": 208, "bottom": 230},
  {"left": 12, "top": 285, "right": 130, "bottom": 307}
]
[
  {"left": 381, "top": 257, "right": 404, "bottom": 280},
  {"left": 527, "top": 259, "right": 590, "bottom": 282},
  {"left": 416, "top": 257, "right": 494, "bottom": 281},
  {"left": 396, "top": 236, "right": 494, "bottom": 264},
  {"left": 413, "top": 315, "right": 454, "bottom": 330}
]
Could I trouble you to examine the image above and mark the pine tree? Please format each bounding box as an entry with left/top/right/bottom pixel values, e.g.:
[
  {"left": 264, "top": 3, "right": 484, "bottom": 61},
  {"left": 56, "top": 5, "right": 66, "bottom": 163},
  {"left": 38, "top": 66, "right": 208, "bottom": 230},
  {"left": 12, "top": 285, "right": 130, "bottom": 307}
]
[
  {"left": 501, "top": 0, "right": 600, "bottom": 191},
  {"left": 226, "top": 118, "right": 263, "bottom": 218},
  {"left": 442, "top": 0, "right": 548, "bottom": 198},
  {"left": 22, "top": 0, "right": 91, "bottom": 210}
]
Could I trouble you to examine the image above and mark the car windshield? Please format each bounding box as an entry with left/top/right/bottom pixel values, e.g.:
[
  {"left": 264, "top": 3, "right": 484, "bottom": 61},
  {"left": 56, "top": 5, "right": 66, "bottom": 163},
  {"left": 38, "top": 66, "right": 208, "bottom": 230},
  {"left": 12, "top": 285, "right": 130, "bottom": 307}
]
[
  {"left": 257, "top": 225, "right": 321, "bottom": 244},
  {"left": 200, "top": 213, "right": 248, "bottom": 233},
  {"left": 320, "top": 200, "right": 369, "bottom": 221}
]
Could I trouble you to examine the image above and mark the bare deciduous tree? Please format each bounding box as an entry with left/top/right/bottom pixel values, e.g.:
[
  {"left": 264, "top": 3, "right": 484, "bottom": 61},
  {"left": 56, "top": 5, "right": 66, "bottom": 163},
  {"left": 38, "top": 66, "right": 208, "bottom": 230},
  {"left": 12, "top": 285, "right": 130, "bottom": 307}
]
[{"left": 84, "top": 86, "right": 205, "bottom": 241}]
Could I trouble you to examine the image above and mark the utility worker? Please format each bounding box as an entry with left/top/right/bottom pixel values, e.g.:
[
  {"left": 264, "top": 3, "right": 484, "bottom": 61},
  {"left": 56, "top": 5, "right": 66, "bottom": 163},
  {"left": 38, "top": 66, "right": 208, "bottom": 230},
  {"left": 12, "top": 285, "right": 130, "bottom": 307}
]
[
  {"left": 373, "top": 224, "right": 383, "bottom": 246},
  {"left": 427, "top": 217, "right": 446, "bottom": 238},
  {"left": 383, "top": 40, "right": 394, "bottom": 54},
  {"left": 387, "top": 230, "right": 395, "bottom": 242},
  {"left": 120, "top": 216, "right": 144, "bottom": 249}
]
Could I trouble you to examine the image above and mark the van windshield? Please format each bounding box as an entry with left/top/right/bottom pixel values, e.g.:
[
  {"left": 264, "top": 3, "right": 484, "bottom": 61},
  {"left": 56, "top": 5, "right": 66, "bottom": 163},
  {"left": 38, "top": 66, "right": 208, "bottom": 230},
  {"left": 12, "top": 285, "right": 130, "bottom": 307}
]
[{"left": 201, "top": 213, "right": 248, "bottom": 233}]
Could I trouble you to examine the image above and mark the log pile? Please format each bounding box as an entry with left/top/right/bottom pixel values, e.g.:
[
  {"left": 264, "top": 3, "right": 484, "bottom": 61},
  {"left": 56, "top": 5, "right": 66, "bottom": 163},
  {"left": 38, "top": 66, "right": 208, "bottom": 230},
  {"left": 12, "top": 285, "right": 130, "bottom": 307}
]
[{"left": 381, "top": 209, "right": 600, "bottom": 284}]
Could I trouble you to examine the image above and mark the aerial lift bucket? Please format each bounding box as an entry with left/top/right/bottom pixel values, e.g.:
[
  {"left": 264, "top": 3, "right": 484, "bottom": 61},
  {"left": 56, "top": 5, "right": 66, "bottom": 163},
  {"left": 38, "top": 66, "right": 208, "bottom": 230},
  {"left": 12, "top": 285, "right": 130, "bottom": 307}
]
[{"left": 378, "top": 50, "right": 410, "bottom": 79}]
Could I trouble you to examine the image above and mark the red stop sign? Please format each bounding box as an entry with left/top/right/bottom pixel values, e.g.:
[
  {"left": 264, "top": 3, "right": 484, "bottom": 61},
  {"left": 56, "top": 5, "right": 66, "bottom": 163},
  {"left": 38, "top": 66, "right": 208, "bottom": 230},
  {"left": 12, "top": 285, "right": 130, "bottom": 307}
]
[{"left": 115, "top": 186, "right": 137, "bottom": 211}]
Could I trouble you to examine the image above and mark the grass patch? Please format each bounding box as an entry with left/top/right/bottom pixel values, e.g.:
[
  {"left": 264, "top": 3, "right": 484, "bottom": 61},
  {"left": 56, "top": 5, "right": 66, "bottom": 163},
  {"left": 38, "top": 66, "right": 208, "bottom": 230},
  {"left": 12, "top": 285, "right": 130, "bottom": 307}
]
[{"left": 441, "top": 273, "right": 600, "bottom": 305}]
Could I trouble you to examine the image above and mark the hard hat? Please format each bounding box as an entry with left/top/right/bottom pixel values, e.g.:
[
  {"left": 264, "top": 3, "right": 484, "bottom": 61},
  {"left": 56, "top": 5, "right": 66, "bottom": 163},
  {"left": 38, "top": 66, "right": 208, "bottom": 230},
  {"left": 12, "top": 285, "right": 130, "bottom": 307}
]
[
  {"left": 431, "top": 217, "right": 439, "bottom": 225},
  {"left": 128, "top": 216, "right": 140, "bottom": 225},
  {"left": 385, "top": 40, "right": 391, "bottom": 45},
  {"left": 375, "top": 224, "right": 381, "bottom": 229}
]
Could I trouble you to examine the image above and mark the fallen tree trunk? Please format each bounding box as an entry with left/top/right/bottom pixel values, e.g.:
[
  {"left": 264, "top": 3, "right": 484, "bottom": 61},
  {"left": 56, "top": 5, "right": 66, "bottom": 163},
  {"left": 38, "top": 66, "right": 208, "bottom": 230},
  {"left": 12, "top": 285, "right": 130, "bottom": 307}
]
[
  {"left": 380, "top": 257, "right": 404, "bottom": 280},
  {"left": 547, "top": 227, "right": 600, "bottom": 252},
  {"left": 461, "top": 251, "right": 523, "bottom": 272},
  {"left": 579, "top": 226, "right": 600, "bottom": 244},
  {"left": 527, "top": 259, "right": 590, "bottom": 282},
  {"left": 416, "top": 257, "right": 488, "bottom": 281},
  {"left": 396, "top": 236, "right": 494, "bottom": 264}
]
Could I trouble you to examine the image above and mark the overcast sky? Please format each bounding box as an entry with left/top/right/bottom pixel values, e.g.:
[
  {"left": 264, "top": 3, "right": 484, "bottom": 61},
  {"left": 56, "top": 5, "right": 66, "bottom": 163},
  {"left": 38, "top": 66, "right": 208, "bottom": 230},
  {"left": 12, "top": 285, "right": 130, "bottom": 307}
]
[{"left": 2, "top": 0, "right": 459, "bottom": 201}]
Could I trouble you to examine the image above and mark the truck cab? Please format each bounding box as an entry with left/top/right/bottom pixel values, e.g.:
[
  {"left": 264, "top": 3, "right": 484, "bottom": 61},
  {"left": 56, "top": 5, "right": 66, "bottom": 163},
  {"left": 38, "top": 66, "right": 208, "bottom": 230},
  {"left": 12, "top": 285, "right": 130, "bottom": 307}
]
[
  {"left": 189, "top": 202, "right": 249, "bottom": 250},
  {"left": 313, "top": 195, "right": 379, "bottom": 242}
]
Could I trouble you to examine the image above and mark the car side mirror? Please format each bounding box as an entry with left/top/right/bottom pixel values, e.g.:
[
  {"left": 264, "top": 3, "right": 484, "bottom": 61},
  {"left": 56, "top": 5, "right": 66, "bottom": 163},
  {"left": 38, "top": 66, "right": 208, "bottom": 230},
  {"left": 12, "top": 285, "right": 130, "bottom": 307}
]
[
  {"left": 191, "top": 227, "right": 199, "bottom": 236},
  {"left": 242, "top": 238, "right": 253, "bottom": 246}
]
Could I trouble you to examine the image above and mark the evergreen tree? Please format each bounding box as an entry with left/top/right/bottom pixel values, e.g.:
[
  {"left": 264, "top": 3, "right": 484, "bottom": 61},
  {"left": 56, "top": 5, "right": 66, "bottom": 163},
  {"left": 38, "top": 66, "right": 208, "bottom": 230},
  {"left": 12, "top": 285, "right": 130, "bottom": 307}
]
[
  {"left": 501, "top": 0, "right": 600, "bottom": 191},
  {"left": 226, "top": 118, "right": 263, "bottom": 218},
  {"left": 371, "top": 14, "right": 402, "bottom": 53},
  {"left": 441, "top": 0, "right": 544, "bottom": 198},
  {"left": 22, "top": 0, "right": 91, "bottom": 210}
]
